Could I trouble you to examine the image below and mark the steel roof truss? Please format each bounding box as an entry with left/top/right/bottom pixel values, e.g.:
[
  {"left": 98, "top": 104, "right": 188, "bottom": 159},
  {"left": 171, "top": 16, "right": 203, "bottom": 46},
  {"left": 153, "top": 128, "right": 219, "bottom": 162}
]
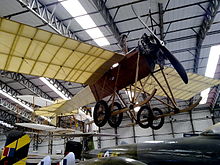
[
  {"left": 17, "top": 0, "right": 80, "bottom": 40},
  {"left": 0, "top": 71, "right": 53, "bottom": 100}
]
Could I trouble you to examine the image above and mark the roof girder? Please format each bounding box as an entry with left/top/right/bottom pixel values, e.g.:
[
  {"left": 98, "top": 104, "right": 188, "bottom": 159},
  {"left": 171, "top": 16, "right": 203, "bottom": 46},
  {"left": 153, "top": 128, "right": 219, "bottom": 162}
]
[
  {"left": 0, "top": 80, "right": 32, "bottom": 108},
  {"left": 193, "top": 0, "right": 220, "bottom": 73},
  {"left": 16, "top": 0, "right": 80, "bottom": 40},
  {"left": 91, "top": 0, "right": 121, "bottom": 43},
  {"left": 0, "top": 98, "right": 39, "bottom": 123},
  {"left": 0, "top": 71, "right": 53, "bottom": 100}
]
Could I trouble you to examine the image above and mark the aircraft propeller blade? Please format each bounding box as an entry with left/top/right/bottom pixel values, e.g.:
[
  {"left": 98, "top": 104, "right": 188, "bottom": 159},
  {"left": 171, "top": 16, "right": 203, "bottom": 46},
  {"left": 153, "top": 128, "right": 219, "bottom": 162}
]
[
  {"left": 131, "top": 5, "right": 188, "bottom": 84},
  {"left": 159, "top": 44, "right": 188, "bottom": 84}
]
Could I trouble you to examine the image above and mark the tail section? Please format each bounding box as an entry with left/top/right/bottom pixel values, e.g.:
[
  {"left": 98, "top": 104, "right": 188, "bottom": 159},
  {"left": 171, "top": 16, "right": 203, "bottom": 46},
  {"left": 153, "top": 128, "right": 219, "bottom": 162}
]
[
  {"left": 59, "top": 152, "right": 75, "bottom": 165},
  {"left": 37, "top": 156, "right": 51, "bottom": 165},
  {"left": 0, "top": 130, "right": 30, "bottom": 165}
]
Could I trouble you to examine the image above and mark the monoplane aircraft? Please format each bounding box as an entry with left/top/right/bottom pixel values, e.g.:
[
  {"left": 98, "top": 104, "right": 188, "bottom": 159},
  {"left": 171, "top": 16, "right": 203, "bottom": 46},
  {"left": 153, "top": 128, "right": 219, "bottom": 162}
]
[
  {"left": 81, "top": 122, "right": 220, "bottom": 165},
  {"left": 0, "top": 17, "right": 219, "bottom": 130}
]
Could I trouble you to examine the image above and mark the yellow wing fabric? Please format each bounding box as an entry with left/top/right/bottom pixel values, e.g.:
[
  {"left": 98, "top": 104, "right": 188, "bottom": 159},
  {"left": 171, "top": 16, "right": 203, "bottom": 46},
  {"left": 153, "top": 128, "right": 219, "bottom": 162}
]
[
  {"left": 0, "top": 18, "right": 124, "bottom": 85},
  {"left": 34, "top": 100, "right": 76, "bottom": 117},
  {"left": 136, "top": 66, "right": 220, "bottom": 100},
  {"left": 35, "top": 86, "right": 95, "bottom": 116}
]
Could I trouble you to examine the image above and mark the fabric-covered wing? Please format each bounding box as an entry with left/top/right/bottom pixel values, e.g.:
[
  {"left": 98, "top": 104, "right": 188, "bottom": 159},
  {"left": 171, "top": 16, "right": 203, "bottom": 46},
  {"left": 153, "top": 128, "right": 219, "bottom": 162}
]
[
  {"left": 34, "top": 100, "right": 70, "bottom": 117},
  {"left": 135, "top": 66, "right": 220, "bottom": 100},
  {"left": 0, "top": 18, "right": 124, "bottom": 85},
  {"left": 35, "top": 86, "right": 95, "bottom": 116},
  {"left": 15, "top": 123, "right": 75, "bottom": 133}
]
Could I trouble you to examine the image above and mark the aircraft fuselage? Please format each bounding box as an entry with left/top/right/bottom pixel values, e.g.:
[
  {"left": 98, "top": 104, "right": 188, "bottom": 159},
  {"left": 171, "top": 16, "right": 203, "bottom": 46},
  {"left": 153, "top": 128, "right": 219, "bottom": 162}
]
[
  {"left": 90, "top": 49, "right": 151, "bottom": 101},
  {"left": 85, "top": 135, "right": 220, "bottom": 165}
]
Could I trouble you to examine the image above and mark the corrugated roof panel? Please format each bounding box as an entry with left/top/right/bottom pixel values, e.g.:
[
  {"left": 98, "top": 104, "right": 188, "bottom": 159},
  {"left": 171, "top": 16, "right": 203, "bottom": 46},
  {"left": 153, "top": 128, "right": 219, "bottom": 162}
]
[{"left": 202, "top": 32, "right": 220, "bottom": 46}]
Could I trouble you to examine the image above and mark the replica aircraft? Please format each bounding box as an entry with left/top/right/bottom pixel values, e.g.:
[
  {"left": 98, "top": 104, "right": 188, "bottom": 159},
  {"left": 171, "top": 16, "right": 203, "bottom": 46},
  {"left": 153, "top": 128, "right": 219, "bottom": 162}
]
[{"left": 0, "top": 17, "right": 219, "bottom": 130}]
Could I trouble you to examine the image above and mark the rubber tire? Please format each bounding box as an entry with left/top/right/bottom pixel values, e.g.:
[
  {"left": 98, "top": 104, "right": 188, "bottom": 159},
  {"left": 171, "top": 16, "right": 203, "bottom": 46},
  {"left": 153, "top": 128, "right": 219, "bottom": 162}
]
[
  {"left": 150, "top": 107, "right": 164, "bottom": 130},
  {"left": 137, "top": 106, "right": 153, "bottom": 128},
  {"left": 93, "top": 100, "right": 110, "bottom": 127},
  {"left": 108, "top": 102, "right": 123, "bottom": 128}
]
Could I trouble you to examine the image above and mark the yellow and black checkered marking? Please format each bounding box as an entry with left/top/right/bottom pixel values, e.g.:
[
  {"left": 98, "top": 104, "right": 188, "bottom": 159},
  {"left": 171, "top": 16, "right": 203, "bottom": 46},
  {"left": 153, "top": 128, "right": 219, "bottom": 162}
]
[{"left": 0, "top": 132, "right": 30, "bottom": 165}]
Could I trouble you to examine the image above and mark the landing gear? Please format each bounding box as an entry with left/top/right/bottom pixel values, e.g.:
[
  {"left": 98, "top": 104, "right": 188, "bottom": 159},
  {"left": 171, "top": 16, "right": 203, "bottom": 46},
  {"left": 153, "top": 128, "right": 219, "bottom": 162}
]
[
  {"left": 93, "top": 100, "right": 110, "bottom": 127},
  {"left": 150, "top": 108, "right": 164, "bottom": 130},
  {"left": 93, "top": 101, "right": 123, "bottom": 128},
  {"left": 137, "top": 106, "right": 164, "bottom": 130},
  {"left": 137, "top": 106, "right": 152, "bottom": 128},
  {"left": 108, "top": 102, "right": 123, "bottom": 128}
]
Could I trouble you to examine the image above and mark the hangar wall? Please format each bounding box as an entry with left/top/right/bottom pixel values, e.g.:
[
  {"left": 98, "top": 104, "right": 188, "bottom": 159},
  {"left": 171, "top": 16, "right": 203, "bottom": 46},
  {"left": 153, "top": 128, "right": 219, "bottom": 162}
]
[
  {"left": 0, "top": 108, "right": 214, "bottom": 153},
  {"left": 0, "top": 134, "right": 6, "bottom": 149},
  {"left": 99, "top": 107, "right": 213, "bottom": 148},
  {"left": 28, "top": 136, "right": 82, "bottom": 155}
]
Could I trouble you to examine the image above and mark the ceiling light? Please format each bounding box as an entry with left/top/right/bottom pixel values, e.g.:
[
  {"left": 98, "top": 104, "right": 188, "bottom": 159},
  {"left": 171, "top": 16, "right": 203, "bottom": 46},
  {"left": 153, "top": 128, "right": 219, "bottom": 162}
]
[
  {"left": 76, "top": 16, "right": 97, "bottom": 29},
  {"left": 200, "top": 45, "right": 220, "bottom": 104},
  {"left": 59, "top": 0, "right": 87, "bottom": 17},
  {"left": 0, "top": 90, "right": 33, "bottom": 112},
  {"left": 86, "top": 28, "right": 104, "bottom": 38},
  {"left": 94, "top": 38, "right": 110, "bottom": 46},
  {"left": 59, "top": 0, "right": 110, "bottom": 46},
  {"left": 39, "top": 77, "right": 70, "bottom": 100}
]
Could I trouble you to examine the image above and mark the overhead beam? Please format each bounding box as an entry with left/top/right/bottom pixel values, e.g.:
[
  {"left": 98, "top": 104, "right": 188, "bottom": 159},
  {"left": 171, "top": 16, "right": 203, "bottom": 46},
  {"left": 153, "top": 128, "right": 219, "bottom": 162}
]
[
  {"left": 91, "top": 0, "right": 121, "bottom": 42},
  {"left": 74, "top": 12, "right": 206, "bottom": 34},
  {"left": 114, "top": 40, "right": 220, "bottom": 55},
  {"left": 0, "top": 109, "right": 23, "bottom": 125},
  {"left": 16, "top": 0, "right": 80, "bottom": 40},
  {"left": 0, "top": 71, "right": 53, "bottom": 100},
  {"left": 46, "top": 78, "right": 73, "bottom": 98},
  {"left": 4, "top": 0, "right": 68, "bottom": 19},
  {"left": 108, "top": 27, "right": 220, "bottom": 48},
  {"left": 36, "top": 1, "right": 209, "bottom": 31},
  {"left": 158, "top": 3, "right": 164, "bottom": 41},
  {"left": 0, "top": 80, "right": 33, "bottom": 108},
  {"left": 193, "top": 0, "right": 220, "bottom": 73},
  {"left": 0, "top": 98, "right": 42, "bottom": 124}
]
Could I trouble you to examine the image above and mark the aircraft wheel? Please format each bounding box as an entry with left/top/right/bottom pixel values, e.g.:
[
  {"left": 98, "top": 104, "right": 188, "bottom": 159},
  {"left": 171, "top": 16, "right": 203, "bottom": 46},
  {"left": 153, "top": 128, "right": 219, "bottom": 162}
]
[
  {"left": 108, "top": 102, "right": 123, "bottom": 128},
  {"left": 150, "top": 108, "right": 164, "bottom": 130},
  {"left": 137, "top": 106, "right": 153, "bottom": 128},
  {"left": 93, "top": 100, "right": 110, "bottom": 127}
]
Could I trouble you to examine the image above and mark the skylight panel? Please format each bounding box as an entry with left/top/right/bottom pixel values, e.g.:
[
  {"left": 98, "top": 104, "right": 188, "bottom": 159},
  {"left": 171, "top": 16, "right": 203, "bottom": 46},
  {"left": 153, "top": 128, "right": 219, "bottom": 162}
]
[
  {"left": 205, "top": 45, "right": 220, "bottom": 78},
  {"left": 59, "top": 0, "right": 87, "bottom": 17},
  {"left": 59, "top": 0, "right": 110, "bottom": 46},
  {"left": 39, "top": 77, "right": 70, "bottom": 100},
  {"left": 200, "top": 45, "right": 220, "bottom": 104},
  {"left": 75, "top": 15, "right": 97, "bottom": 29},
  {"left": 94, "top": 37, "right": 110, "bottom": 46},
  {"left": 86, "top": 28, "right": 104, "bottom": 39}
]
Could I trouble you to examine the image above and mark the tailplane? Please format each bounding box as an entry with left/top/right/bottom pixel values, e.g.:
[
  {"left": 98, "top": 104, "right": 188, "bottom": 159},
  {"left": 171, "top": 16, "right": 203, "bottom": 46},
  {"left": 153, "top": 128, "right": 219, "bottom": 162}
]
[{"left": 0, "top": 130, "right": 30, "bottom": 165}]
